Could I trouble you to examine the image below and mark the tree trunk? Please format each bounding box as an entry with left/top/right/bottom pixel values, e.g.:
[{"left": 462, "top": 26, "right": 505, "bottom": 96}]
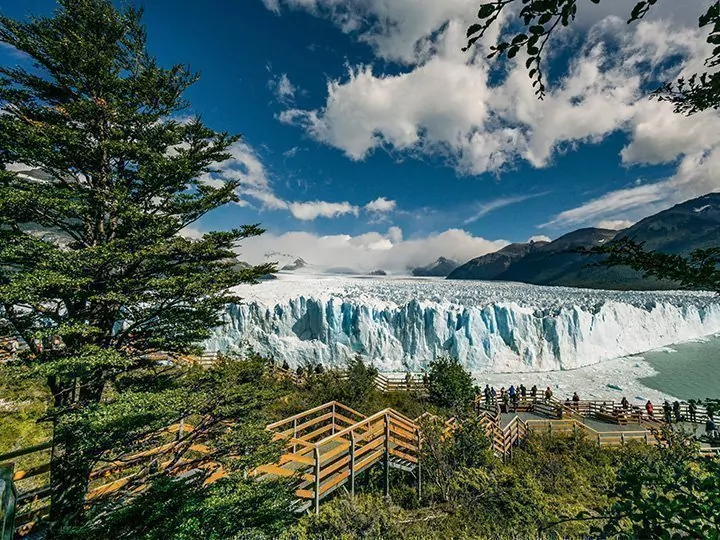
[{"left": 48, "top": 422, "right": 94, "bottom": 535}]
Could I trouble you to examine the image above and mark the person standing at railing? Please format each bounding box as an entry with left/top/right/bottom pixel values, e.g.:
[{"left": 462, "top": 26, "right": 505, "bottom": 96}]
[
  {"left": 706, "top": 415, "right": 718, "bottom": 440},
  {"left": 531, "top": 385, "right": 538, "bottom": 402},
  {"left": 689, "top": 401, "right": 697, "bottom": 423},
  {"left": 572, "top": 392, "right": 580, "bottom": 410},
  {"left": 508, "top": 385, "right": 516, "bottom": 401},
  {"left": 484, "top": 384, "right": 491, "bottom": 406},
  {"left": 621, "top": 396, "right": 630, "bottom": 410},
  {"left": 672, "top": 401, "right": 681, "bottom": 423},
  {"left": 512, "top": 391, "right": 519, "bottom": 413},
  {"left": 501, "top": 391, "right": 509, "bottom": 414},
  {"left": 663, "top": 401, "right": 672, "bottom": 424},
  {"left": 282, "top": 360, "right": 290, "bottom": 371},
  {"left": 520, "top": 384, "right": 527, "bottom": 400},
  {"left": 645, "top": 400, "right": 654, "bottom": 419},
  {"left": 544, "top": 386, "right": 553, "bottom": 404}
]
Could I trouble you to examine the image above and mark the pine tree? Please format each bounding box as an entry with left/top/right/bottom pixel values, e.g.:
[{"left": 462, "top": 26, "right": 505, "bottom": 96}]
[{"left": 0, "top": 0, "right": 273, "bottom": 530}]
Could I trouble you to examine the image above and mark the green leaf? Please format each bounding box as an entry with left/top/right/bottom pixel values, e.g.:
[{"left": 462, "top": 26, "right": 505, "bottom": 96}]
[
  {"left": 477, "top": 4, "right": 495, "bottom": 19},
  {"left": 466, "top": 23, "right": 483, "bottom": 37}
]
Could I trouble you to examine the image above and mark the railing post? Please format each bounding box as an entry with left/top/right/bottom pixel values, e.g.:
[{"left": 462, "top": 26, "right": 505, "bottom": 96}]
[
  {"left": 332, "top": 403, "right": 336, "bottom": 435},
  {"left": 350, "top": 431, "right": 356, "bottom": 497},
  {"left": 0, "top": 464, "right": 17, "bottom": 540},
  {"left": 314, "top": 446, "right": 321, "bottom": 515},
  {"left": 293, "top": 418, "right": 298, "bottom": 454},
  {"left": 416, "top": 430, "right": 422, "bottom": 500},
  {"left": 597, "top": 433, "right": 601, "bottom": 446},
  {"left": 384, "top": 413, "right": 390, "bottom": 498},
  {"left": 621, "top": 433, "right": 625, "bottom": 445}
]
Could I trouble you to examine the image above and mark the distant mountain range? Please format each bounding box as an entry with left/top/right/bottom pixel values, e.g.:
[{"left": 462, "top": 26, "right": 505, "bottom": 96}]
[
  {"left": 411, "top": 257, "right": 460, "bottom": 277},
  {"left": 448, "top": 193, "right": 720, "bottom": 290}
]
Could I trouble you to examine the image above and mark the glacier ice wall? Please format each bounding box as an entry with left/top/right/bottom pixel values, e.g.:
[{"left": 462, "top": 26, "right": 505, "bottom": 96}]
[{"left": 203, "top": 277, "right": 720, "bottom": 373}]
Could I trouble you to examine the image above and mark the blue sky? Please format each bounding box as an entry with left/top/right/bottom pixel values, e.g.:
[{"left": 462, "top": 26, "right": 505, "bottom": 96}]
[{"left": 1, "top": 0, "right": 718, "bottom": 272}]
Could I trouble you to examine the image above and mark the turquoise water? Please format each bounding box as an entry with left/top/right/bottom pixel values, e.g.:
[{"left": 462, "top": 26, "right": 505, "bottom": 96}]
[{"left": 638, "top": 335, "right": 720, "bottom": 400}]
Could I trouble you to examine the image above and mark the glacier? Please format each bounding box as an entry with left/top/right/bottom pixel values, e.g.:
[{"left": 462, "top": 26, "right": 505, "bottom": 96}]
[{"left": 203, "top": 274, "right": 720, "bottom": 373}]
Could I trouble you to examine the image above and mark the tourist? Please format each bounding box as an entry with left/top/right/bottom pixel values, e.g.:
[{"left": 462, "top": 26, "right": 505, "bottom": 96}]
[
  {"left": 672, "top": 401, "right": 681, "bottom": 423},
  {"left": 508, "top": 385, "right": 516, "bottom": 399},
  {"left": 296, "top": 365, "right": 304, "bottom": 378},
  {"left": 281, "top": 360, "right": 290, "bottom": 371},
  {"left": 688, "top": 401, "right": 697, "bottom": 423},
  {"left": 315, "top": 363, "right": 324, "bottom": 375},
  {"left": 501, "top": 392, "right": 509, "bottom": 414},
  {"left": 490, "top": 386, "right": 497, "bottom": 401},
  {"left": 706, "top": 416, "right": 719, "bottom": 440},
  {"left": 645, "top": 400, "right": 654, "bottom": 418},
  {"left": 621, "top": 396, "right": 630, "bottom": 410},
  {"left": 544, "top": 386, "right": 553, "bottom": 403},
  {"left": 572, "top": 392, "right": 580, "bottom": 409},
  {"left": 512, "top": 392, "right": 519, "bottom": 413},
  {"left": 520, "top": 384, "right": 527, "bottom": 399},
  {"left": 530, "top": 385, "right": 538, "bottom": 402},
  {"left": 663, "top": 401, "right": 672, "bottom": 424},
  {"left": 484, "top": 384, "right": 491, "bottom": 405}
]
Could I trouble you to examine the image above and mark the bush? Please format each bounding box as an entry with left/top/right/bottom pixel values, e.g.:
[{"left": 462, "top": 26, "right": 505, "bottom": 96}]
[
  {"left": 426, "top": 357, "right": 475, "bottom": 413},
  {"left": 284, "top": 494, "right": 404, "bottom": 540}
]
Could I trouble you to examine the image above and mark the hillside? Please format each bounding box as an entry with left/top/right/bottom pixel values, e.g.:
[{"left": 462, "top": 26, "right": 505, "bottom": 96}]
[
  {"left": 448, "top": 193, "right": 720, "bottom": 289},
  {"left": 411, "top": 257, "right": 460, "bottom": 277}
]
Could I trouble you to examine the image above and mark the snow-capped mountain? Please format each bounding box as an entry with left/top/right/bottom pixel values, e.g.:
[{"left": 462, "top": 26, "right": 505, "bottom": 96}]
[{"left": 411, "top": 257, "right": 460, "bottom": 277}]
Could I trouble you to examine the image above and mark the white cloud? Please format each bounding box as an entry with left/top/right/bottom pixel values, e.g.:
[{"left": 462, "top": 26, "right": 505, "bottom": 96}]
[
  {"left": 528, "top": 235, "right": 551, "bottom": 243},
  {"left": 236, "top": 226, "right": 508, "bottom": 273},
  {"left": 269, "top": 2, "right": 719, "bottom": 226},
  {"left": 464, "top": 193, "right": 548, "bottom": 224},
  {"left": 269, "top": 73, "right": 297, "bottom": 105},
  {"left": 364, "top": 197, "right": 397, "bottom": 213},
  {"left": 288, "top": 200, "right": 360, "bottom": 220},
  {"left": 595, "top": 220, "right": 635, "bottom": 231},
  {"left": 543, "top": 146, "right": 720, "bottom": 228}
]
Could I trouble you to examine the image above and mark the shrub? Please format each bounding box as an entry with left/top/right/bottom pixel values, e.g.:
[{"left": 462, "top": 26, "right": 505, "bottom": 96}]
[{"left": 426, "top": 357, "right": 475, "bottom": 413}]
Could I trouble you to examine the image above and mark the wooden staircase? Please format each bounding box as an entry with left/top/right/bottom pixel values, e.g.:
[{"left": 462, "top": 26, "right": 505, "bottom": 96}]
[{"left": 254, "top": 402, "right": 420, "bottom": 514}]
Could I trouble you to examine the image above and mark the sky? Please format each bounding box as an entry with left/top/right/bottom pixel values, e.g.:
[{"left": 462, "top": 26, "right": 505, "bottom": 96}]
[{"left": 1, "top": 0, "right": 718, "bottom": 273}]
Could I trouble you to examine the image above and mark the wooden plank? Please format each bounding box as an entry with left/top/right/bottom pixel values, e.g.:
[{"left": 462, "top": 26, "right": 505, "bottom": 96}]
[
  {"left": 354, "top": 448, "right": 384, "bottom": 475},
  {"left": 334, "top": 412, "right": 361, "bottom": 428},
  {"left": 319, "top": 441, "right": 350, "bottom": 464},
  {"left": 334, "top": 402, "right": 366, "bottom": 421},
  {"left": 295, "top": 488, "right": 314, "bottom": 499},
  {"left": 389, "top": 436, "right": 417, "bottom": 452},
  {"left": 319, "top": 468, "right": 350, "bottom": 496},
  {"left": 319, "top": 455, "right": 350, "bottom": 480},
  {"left": 301, "top": 423, "right": 333, "bottom": 442},
  {"left": 389, "top": 448, "right": 417, "bottom": 463},
  {"left": 255, "top": 464, "right": 314, "bottom": 482},
  {"left": 355, "top": 435, "right": 385, "bottom": 458},
  {"left": 267, "top": 402, "right": 336, "bottom": 430},
  {"left": 13, "top": 462, "right": 51, "bottom": 481},
  {"left": 389, "top": 422, "right": 416, "bottom": 441},
  {"left": 279, "top": 452, "right": 315, "bottom": 466},
  {"left": 0, "top": 441, "right": 53, "bottom": 462}
]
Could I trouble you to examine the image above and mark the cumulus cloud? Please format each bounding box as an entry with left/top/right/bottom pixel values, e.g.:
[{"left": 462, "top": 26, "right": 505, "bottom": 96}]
[
  {"left": 528, "top": 235, "right": 551, "bottom": 243},
  {"left": 288, "top": 200, "right": 359, "bottom": 220},
  {"left": 236, "top": 226, "right": 509, "bottom": 273},
  {"left": 595, "top": 220, "right": 635, "bottom": 231},
  {"left": 364, "top": 197, "right": 397, "bottom": 213},
  {"left": 268, "top": 0, "right": 720, "bottom": 226}
]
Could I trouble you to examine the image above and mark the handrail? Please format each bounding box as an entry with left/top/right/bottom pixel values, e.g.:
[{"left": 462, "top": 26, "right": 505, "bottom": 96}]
[{"left": 266, "top": 401, "right": 339, "bottom": 430}]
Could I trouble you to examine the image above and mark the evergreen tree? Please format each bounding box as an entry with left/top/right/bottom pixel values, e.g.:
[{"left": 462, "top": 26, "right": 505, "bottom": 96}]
[{"left": 0, "top": 0, "right": 273, "bottom": 531}]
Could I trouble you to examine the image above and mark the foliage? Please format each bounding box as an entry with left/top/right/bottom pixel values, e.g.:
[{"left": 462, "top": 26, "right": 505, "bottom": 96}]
[
  {"left": 580, "top": 237, "right": 720, "bottom": 294},
  {"left": 592, "top": 432, "right": 720, "bottom": 539},
  {"left": 464, "top": 0, "right": 720, "bottom": 115},
  {"left": 76, "top": 474, "right": 294, "bottom": 540},
  {"left": 418, "top": 413, "right": 493, "bottom": 503},
  {"left": 0, "top": 366, "right": 50, "bottom": 453},
  {"left": 0, "top": 0, "right": 273, "bottom": 529},
  {"left": 284, "top": 494, "right": 405, "bottom": 540},
  {"left": 426, "top": 357, "right": 475, "bottom": 413}
]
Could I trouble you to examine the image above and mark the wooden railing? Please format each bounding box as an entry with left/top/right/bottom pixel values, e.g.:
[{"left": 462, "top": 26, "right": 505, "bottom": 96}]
[
  {"left": 1, "top": 420, "right": 212, "bottom": 536},
  {"left": 525, "top": 419, "right": 654, "bottom": 447},
  {"left": 257, "top": 402, "right": 421, "bottom": 514}
]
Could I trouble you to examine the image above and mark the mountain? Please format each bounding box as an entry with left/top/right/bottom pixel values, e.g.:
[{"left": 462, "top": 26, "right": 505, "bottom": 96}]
[
  {"left": 447, "top": 193, "right": 720, "bottom": 290},
  {"left": 281, "top": 258, "right": 309, "bottom": 271},
  {"left": 411, "top": 257, "right": 460, "bottom": 277},
  {"left": 447, "top": 241, "right": 548, "bottom": 280}
]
